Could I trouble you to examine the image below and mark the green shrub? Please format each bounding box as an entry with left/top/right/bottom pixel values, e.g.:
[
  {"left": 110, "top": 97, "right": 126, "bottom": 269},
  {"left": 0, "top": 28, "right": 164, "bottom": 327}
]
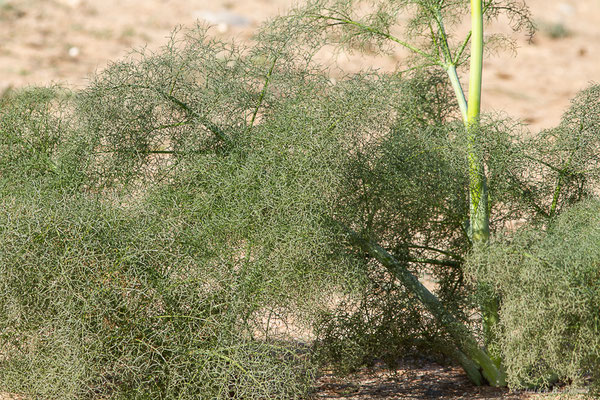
[
  {"left": 0, "top": 27, "right": 366, "bottom": 399},
  {"left": 523, "top": 85, "right": 600, "bottom": 219},
  {"left": 0, "top": 26, "right": 483, "bottom": 396},
  {"left": 468, "top": 199, "right": 600, "bottom": 389},
  {"left": 0, "top": 187, "right": 317, "bottom": 399}
]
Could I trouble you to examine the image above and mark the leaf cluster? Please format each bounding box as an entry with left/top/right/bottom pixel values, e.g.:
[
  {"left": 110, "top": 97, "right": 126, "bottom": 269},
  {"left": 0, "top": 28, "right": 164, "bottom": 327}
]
[
  {"left": 523, "top": 85, "right": 600, "bottom": 218},
  {"left": 281, "top": 0, "right": 533, "bottom": 70},
  {"left": 0, "top": 188, "right": 315, "bottom": 399},
  {"left": 467, "top": 199, "right": 600, "bottom": 389},
  {"left": 0, "top": 87, "right": 86, "bottom": 188}
]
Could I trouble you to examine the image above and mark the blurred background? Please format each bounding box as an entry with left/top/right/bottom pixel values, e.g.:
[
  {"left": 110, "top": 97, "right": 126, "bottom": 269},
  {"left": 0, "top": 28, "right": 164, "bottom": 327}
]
[{"left": 0, "top": 0, "right": 597, "bottom": 131}]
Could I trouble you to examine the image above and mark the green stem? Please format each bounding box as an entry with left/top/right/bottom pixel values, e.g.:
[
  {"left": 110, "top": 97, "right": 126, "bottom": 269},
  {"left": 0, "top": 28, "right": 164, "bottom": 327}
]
[
  {"left": 407, "top": 257, "right": 462, "bottom": 268},
  {"left": 549, "top": 125, "right": 583, "bottom": 217},
  {"left": 549, "top": 173, "right": 564, "bottom": 218},
  {"left": 455, "top": 31, "right": 473, "bottom": 63},
  {"left": 248, "top": 56, "right": 278, "bottom": 132},
  {"left": 466, "top": 0, "right": 489, "bottom": 244},
  {"left": 406, "top": 244, "right": 464, "bottom": 260},
  {"left": 430, "top": 3, "right": 469, "bottom": 122},
  {"left": 433, "top": 8, "right": 454, "bottom": 64},
  {"left": 446, "top": 64, "right": 468, "bottom": 121},
  {"left": 466, "top": 1, "right": 503, "bottom": 379},
  {"left": 107, "top": 84, "right": 232, "bottom": 145},
  {"left": 467, "top": 0, "right": 483, "bottom": 128}
]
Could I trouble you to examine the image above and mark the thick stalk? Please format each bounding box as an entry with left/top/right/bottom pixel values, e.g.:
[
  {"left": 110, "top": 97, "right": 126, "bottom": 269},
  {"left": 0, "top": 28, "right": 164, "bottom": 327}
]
[
  {"left": 466, "top": 0, "right": 502, "bottom": 373},
  {"left": 466, "top": 0, "right": 489, "bottom": 244},
  {"left": 345, "top": 227, "right": 506, "bottom": 387}
]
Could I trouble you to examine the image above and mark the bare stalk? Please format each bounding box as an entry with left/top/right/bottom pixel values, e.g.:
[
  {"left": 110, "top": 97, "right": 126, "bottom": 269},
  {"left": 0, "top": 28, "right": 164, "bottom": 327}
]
[
  {"left": 344, "top": 226, "right": 506, "bottom": 387},
  {"left": 465, "top": 0, "right": 503, "bottom": 374},
  {"left": 466, "top": 0, "right": 489, "bottom": 244}
]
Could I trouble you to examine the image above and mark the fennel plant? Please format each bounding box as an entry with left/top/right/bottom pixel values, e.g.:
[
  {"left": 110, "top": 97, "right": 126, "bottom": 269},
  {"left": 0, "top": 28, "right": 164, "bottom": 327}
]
[{"left": 3, "top": 1, "right": 600, "bottom": 397}]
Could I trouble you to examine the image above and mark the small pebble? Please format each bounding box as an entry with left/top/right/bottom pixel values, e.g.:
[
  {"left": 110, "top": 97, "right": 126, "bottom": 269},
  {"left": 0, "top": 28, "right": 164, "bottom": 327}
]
[
  {"left": 193, "top": 10, "right": 251, "bottom": 28},
  {"left": 68, "top": 46, "right": 80, "bottom": 58},
  {"left": 217, "top": 23, "right": 229, "bottom": 33},
  {"left": 558, "top": 2, "right": 575, "bottom": 17}
]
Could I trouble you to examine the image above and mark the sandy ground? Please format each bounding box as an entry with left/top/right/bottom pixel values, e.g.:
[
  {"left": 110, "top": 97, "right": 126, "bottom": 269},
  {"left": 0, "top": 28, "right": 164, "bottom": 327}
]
[
  {"left": 0, "top": 0, "right": 599, "bottom": 399},
  {"left": 0, "top": 0, "right": 599, "bottom": 132}
]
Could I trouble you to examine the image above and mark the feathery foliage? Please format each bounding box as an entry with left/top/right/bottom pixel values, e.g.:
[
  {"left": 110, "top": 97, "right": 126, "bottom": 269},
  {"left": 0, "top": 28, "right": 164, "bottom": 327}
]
[
  {"left": 468, "top": 199, "right": 600, "bottom": 389},
  {"left": 523, "top": 85, "right": 600, "bottom": 219},
  {"left": 468, "top": 87, "right": 600, "bottom": 389},
  {"left": 0, "top": 187, "right": 316, "bottom": 399},
  {"left": 0, "top": 1, "right": 599, "bottom": 397},
  {"left": 0, "top": 87, "right": 86, "bottom": 188}
]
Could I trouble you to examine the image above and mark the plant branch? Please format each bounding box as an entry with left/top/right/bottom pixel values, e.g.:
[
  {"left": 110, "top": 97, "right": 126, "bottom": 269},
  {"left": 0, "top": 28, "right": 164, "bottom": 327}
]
[
  {"left": 407, "top": 257, "right": 462, "bottom": 268},
  {"left": 311, "top": 14, "right": 440, "bottom": 65},
  {"left": 406, "top": 244, "right": 465, "bottom": 260},
  {"left": 107, "top": 84, "right": 232, "bottom": 145},
  {"left": 248, "top": 56, "right": 278, "bottom": 133},
  {"left": 341, "top": 224, "right": 506, "bottom": 387},
  {"left": 446, "top": 64, "right": 468, "bottom": 121},
  {"left": 505, "top": 173, "right": 549, "bottom": 219},
  {"left": 549, "top": 124, "right": 583, "bottom": 217},
  {"left": 432, "top": 7, "right": 454, "bottom": 65},
  {"left": 455, "top": 31, "right": 472, "bottom": 64}
]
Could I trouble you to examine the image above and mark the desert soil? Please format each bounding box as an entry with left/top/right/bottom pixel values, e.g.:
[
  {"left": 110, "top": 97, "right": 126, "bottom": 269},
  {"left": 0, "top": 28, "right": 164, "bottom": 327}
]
[
  {"left": 1, "top": 0, "right": 599, "bottom": 132},
  {"left": 0, "top": 0, "right": 598, "bottom": 399}
]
